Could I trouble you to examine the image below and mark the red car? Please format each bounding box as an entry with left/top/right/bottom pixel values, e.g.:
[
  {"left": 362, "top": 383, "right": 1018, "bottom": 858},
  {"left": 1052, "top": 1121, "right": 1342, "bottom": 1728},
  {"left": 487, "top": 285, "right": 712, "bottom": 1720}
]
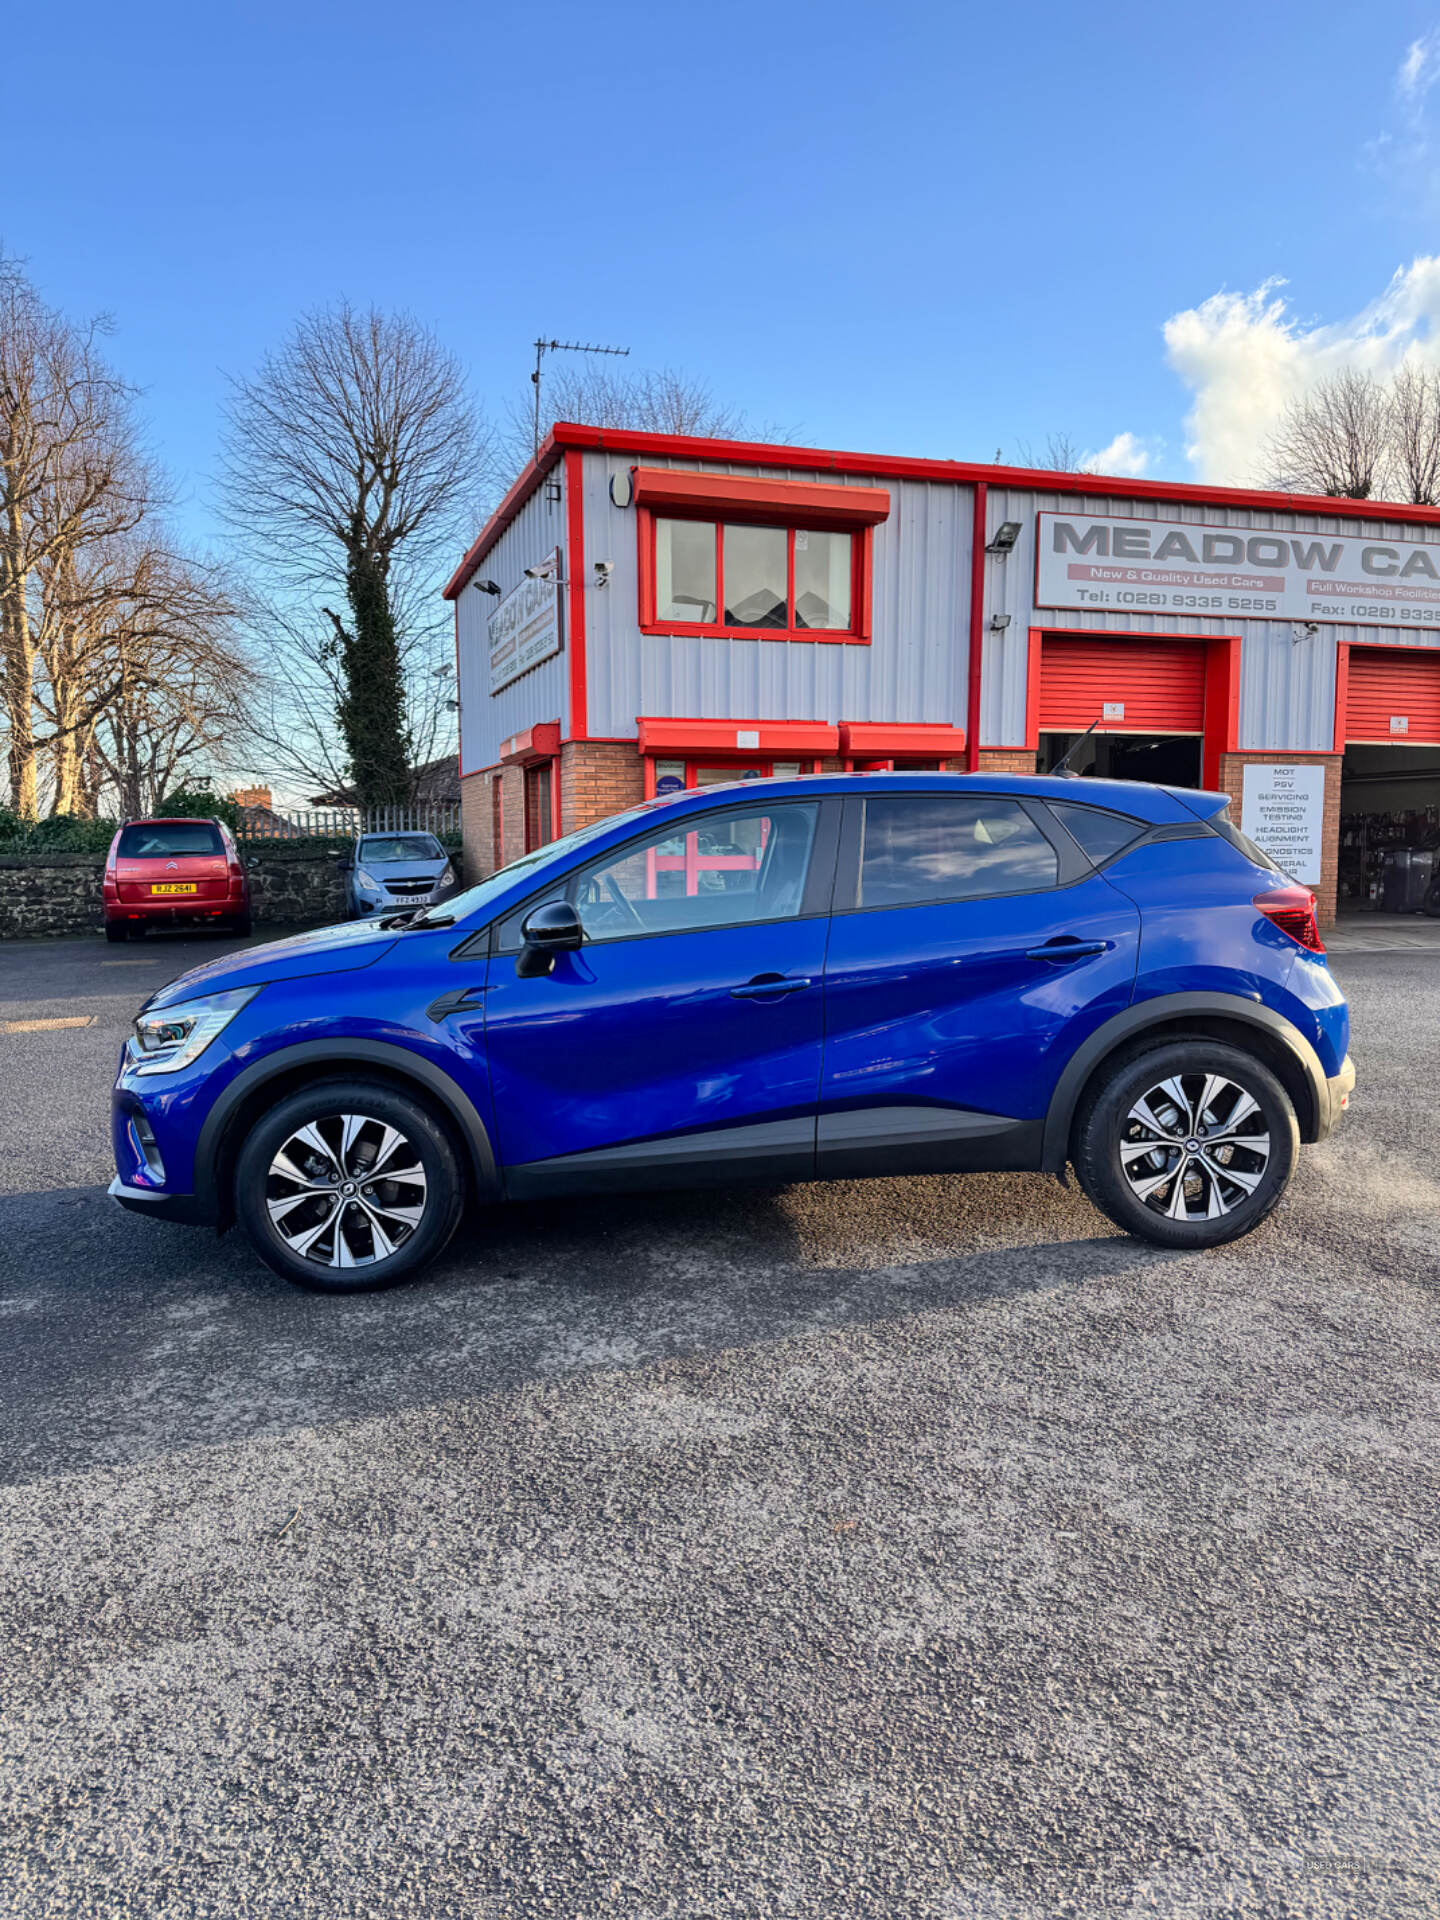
[{"left": 103, "top": 816, "right": 252, "bottom": 942}]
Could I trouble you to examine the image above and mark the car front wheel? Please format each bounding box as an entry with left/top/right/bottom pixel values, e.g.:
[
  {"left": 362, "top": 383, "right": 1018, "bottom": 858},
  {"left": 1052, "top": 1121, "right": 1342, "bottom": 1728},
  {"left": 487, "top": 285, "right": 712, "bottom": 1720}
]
[
  {"left": 234, "top": 1079, "right": 465, "bottom": 1291},
  {"left": 1073, "top": 1040, "right": 1299, "bottom": 1249}
]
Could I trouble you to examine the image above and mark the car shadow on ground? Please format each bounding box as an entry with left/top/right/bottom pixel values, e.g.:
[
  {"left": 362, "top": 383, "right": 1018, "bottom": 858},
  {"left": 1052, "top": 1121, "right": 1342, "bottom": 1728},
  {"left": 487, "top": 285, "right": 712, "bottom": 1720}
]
[{"left": 0, "top": 1170, "right": 1189, "bottom": 1483}]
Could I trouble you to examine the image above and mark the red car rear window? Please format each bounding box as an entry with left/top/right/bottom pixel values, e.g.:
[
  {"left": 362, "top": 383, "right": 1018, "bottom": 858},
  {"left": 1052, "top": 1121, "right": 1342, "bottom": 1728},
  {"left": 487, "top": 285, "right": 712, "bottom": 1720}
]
[{"left": 117, "top": 822, "right": 224, "bottom": 858}]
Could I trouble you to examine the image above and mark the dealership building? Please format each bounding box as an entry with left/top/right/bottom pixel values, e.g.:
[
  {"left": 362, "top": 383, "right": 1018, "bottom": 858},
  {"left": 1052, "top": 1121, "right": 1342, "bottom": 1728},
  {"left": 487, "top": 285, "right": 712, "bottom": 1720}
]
[{"left": 445, "top": 422, "right": 1440, "bottom": 923}]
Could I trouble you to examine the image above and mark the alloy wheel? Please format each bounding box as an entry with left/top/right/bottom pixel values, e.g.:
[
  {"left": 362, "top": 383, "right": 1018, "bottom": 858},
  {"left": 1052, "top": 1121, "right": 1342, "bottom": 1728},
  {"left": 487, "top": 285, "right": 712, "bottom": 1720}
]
[
  {"left": 1118, "top": 1071, "right": 1272, "bottom": 1222},
  {"left": 265, "top": 1112, "right": 428, "bottom": 1269}
]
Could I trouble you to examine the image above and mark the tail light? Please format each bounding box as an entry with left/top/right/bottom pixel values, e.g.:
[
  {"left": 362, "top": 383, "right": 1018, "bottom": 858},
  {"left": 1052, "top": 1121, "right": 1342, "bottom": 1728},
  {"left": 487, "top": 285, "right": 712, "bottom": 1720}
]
[{"left": 1255, "top": 885, "right": 1324, "bottom": 953}]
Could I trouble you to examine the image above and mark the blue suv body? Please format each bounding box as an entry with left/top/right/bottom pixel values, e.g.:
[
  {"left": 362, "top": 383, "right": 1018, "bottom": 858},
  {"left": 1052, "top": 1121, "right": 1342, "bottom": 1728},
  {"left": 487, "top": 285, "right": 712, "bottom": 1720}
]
[{"left": 110, "top": 773, "right": 1354, "bottom": 1290}]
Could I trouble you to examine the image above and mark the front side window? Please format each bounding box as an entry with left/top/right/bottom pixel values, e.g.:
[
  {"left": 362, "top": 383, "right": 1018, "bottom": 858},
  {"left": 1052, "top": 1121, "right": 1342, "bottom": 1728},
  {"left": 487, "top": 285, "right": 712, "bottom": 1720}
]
[
  {"left": 508, "top": 802, "right": 819, "bottom": 945},
  {"left": 857, "top": 795, "right": 1058, "bottom": 909},
  {"left": 651, "top": 517, "right": 856, "bottom": 636}
]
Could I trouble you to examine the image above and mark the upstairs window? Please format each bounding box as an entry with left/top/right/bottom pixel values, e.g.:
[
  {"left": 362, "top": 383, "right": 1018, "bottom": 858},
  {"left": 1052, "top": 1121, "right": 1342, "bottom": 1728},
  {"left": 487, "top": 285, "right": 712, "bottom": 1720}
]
[{"left": 652, "top": 517, "right": 857, "bottom": 636}]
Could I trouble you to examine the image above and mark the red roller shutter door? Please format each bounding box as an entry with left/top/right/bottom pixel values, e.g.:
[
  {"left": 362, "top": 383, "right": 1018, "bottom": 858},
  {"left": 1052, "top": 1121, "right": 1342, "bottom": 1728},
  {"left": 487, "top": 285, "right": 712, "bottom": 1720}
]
[
  {"left": 1344, "top": 647, "right": 1440, "bottom": 745},
  {"left": 1037, "top": 636, "right": 1207, "bottom": 734}
]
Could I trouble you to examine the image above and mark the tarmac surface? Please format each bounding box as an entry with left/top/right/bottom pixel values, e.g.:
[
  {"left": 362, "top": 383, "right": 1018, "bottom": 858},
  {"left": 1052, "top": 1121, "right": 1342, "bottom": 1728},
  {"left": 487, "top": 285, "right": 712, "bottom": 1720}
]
[{"left": 1, "top": 928, "right": 1438, "bottom": 1918}]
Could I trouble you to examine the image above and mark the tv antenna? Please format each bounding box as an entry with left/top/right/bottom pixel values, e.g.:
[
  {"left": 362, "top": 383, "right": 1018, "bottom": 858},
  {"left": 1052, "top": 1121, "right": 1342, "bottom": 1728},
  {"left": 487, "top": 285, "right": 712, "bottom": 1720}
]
[{"left": 532, "top": 338, "right": 630, "bottom": 458}]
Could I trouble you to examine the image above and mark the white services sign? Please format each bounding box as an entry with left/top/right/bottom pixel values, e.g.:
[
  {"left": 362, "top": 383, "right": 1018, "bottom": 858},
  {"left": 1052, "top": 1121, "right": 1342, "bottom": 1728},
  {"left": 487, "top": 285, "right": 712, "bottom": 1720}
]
[
  {"left": 1036, "top": 512, "right": 1440, "bottom": 632},
  {"left": 489, "top": 550, "right": 563, "bottom": 693},
  {"left": 1241, "top": 763, "right": 1325, "bottom": 885}
]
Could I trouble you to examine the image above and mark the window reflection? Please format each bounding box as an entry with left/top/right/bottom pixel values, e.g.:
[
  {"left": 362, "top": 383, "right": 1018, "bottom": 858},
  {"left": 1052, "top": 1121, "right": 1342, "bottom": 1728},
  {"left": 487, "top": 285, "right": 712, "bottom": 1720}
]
[
  {"left": 657, "top": 518, "right": 716, "bottom": 621},
  {"left": 723, "top": 525, "right": 787, "bottom": 628},
  {"left": 794, "top": 529, "right": 851, "bottom": 629},
  {"left": 858, "top": 796, "right": 1058, "bottom": 907}
]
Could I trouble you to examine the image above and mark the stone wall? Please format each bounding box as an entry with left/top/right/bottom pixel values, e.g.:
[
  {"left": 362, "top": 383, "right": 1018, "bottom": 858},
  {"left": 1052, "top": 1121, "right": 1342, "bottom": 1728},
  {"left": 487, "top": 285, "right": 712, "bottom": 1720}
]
[{"left": 0, "top": 845, "right": 348, "bottom": 940}]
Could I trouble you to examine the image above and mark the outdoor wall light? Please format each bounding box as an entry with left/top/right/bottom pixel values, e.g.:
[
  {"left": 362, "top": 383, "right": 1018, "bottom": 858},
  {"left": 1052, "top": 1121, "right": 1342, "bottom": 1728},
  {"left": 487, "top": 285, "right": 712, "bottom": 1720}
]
[
  {"left": 473, "top": 579, "right": 502, "bottom": 596},
  {"left": 990, "top": 613, "right": 1012, "bottom": 632},
  {"left": 986, "top": 521, "right": 1023, "bottom": 553}
]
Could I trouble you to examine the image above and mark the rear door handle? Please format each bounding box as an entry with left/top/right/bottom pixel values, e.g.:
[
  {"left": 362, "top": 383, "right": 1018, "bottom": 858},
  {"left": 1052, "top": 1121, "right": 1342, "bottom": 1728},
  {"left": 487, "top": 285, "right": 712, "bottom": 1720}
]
[
  {"left": 730, "top": 974, "right": 814, "bottom": 1000},
  {"left": 1024, "top": 940, "right": 1110, "bottom": 963}
]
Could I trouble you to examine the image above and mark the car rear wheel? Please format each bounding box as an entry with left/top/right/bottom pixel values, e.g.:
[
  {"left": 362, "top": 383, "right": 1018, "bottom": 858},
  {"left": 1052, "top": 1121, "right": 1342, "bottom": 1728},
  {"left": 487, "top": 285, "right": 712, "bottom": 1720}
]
[
  {"left": 234, "top": 1079, "right": 465, "bottom": 1292},
  {"left": 229, "top": 912, "right": 253, "bottom": 937},
  {"left": 1073, "top": 1041, "right": 1298, "bottom": 1249},
  {"left": 104, "top": 921, "right": 129, "bottom": 943}
]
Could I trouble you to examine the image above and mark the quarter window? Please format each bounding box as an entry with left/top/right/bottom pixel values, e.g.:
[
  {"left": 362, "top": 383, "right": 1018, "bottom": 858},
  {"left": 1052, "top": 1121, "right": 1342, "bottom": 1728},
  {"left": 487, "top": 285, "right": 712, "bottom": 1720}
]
[
  {"left": 856, "top": 795, "right": 1058, "bottom": 908},
  {"left": 1048, "top": 802, "right": 1145, "bottom": 865},
  {"left": 651, "top": 517, "right": 857, "bottom": 637}
]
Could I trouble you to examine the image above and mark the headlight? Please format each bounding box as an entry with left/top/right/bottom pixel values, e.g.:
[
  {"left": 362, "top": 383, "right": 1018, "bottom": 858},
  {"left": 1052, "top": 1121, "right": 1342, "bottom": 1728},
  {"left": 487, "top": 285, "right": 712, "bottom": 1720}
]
[
  {"left": 356, "top": 867, "right": 378, "bottom": 892},
  {"left": 439, "top": 864, "right": 455, "bottom": 887},
  {"left": 131, "top": 986, "right": 259, "bottom": 1076}
]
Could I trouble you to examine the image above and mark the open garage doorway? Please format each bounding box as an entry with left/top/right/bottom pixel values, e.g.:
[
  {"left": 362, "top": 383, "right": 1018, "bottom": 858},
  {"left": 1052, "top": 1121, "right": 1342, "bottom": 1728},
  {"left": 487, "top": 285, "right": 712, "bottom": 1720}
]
[
  {"left": 1028, "top": 631, "right": 1237, "bottom": 793},
  {"left": 1337, "top": 644, "right": 1440, "bottom": 914},
  {"left": 1037, "top": 732, "right": 1201, "bottom": 785}
]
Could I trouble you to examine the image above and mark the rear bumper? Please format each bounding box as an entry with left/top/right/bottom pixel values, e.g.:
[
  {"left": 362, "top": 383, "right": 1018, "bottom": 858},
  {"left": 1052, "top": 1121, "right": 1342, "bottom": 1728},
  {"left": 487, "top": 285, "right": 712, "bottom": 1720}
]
[{"left": 1317, "top": 1053, "right": 1356, "bottom": 1142}]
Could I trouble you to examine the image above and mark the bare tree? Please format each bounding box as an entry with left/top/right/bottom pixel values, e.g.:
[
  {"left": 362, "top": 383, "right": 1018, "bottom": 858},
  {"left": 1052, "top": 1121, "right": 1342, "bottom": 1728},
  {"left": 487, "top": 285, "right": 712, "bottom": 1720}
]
[
  {"left": 0, "top": 256, "right": 147, "bottom": 815},
  {"left": 1014, "top": 432, "right": 1084, "bottom": 472},
  {"left": 1265, "top": 368, "right": 1390, "bottom": 499},
  {"left": 220, "top": 303, "right": 492, "bottom": 807},
  {"left": 1383, "top": 362, "right": 1440, "bottom": 504}
]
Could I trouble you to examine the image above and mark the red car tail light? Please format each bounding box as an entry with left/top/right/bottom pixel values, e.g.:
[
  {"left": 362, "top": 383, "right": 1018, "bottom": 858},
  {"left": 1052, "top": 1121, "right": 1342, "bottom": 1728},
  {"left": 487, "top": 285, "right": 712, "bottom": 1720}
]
[{"left": 1255, "top": 886, "right": 1324, "bottom": 953}]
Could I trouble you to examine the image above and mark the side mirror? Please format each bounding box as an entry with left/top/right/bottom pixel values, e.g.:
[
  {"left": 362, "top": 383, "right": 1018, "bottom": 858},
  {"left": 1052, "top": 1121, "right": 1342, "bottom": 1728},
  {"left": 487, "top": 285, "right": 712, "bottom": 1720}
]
[{"left": 515, "top": 899, "right": 583, "bottom": 978}]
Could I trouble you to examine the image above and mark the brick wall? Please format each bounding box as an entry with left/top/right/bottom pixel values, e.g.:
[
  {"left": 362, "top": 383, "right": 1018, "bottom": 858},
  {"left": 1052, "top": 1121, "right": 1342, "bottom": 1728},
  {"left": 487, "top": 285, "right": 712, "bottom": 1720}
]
[
  {"left": 560, "top": 742, "right": 645, "bottom": 834},
  {"left": 975, "top": 749, "right": 1039, "bottom": 774},
  {"left": 460, "top": 770, "right": 492, "bottom": 881},
  {"left": 1216, "top": 751, "right": 1342, "bottom": 928}
]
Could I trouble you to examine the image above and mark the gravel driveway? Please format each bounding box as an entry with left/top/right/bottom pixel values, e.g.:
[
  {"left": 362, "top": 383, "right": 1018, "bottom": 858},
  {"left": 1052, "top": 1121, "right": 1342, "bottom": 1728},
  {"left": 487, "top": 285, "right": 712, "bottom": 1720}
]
[{"left": 1, "top": 934, "right": 1437, "bottom": 1918}]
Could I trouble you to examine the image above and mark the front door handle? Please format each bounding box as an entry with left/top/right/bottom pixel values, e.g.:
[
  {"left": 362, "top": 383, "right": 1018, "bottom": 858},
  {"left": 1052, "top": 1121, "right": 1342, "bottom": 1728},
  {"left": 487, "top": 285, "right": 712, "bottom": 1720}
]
[
  {"left": 426, "top": 985, "right": 491, "bottom": 1021},
  {"left": 730, "top": 974, "right": 814, "bottom": 1001},
  {"left": 1024, "top": 939, "right": 1110, "bottom": 964}
]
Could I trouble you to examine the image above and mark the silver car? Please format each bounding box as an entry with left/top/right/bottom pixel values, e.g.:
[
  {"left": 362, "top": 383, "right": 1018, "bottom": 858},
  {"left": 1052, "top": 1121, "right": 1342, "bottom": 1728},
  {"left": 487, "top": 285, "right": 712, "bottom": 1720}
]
[{"left": 344, "top": 833, "right": 459, "bottom": 920}]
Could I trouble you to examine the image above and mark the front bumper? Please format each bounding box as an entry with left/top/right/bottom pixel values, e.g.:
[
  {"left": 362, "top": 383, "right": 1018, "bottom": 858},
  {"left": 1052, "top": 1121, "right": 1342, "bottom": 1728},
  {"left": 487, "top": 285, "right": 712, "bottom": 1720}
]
[
  {"left": 108, "top": 1175, "right": 212, "bottom": 1226},
  {"left": 1317, "top": 1053, "right": 1356, "bottom": 1141}
]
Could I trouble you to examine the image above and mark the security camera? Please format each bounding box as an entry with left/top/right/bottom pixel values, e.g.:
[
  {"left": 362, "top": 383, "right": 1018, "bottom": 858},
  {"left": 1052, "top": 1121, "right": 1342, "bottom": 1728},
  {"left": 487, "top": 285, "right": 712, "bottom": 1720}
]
[
  {"left": 593, "top": 560, "right": 613, "bottom": 586},
  {"left": 523, "top": 563, "right": 552, "bottom": 580}
]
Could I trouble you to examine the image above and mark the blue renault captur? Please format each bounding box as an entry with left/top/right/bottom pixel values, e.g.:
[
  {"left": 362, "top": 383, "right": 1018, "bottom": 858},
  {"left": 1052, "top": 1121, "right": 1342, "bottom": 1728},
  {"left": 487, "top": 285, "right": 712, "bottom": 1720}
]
[{"left": 110, "top": 772, "right": 1354, "bottom": 1291}]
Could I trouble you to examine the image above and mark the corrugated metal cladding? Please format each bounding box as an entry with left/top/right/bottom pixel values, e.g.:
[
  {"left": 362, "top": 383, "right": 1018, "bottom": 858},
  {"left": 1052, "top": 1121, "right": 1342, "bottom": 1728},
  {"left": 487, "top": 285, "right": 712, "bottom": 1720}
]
[
  {"left": 455, "top": 479, "right": 571, "bottom": 776},
  {"left": 1346, "top": 648, "right": 1440, "bottom": 743},
  {"left": 981, "top": 487, "right": 1440, "bottom": 752},
  {"left": 580, "top": 451, "right": 973, "bottom": 741}
]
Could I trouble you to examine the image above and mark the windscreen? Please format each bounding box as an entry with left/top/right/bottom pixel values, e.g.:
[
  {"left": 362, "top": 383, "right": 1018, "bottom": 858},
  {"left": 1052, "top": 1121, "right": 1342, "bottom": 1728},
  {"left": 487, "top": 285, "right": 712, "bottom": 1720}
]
[
  {"left": 118, "top": 822, "right": 224, "bottom": 859},
  {"left": 360, "top": 835, "right": 443, "bottom": 863}
]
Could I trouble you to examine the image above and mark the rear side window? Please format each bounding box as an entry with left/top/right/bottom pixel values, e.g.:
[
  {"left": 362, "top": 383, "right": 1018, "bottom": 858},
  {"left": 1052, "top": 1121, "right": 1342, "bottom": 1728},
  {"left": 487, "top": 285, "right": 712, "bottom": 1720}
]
[
  {"left": 1049, "top": 802, "right": 1145, "bottom": 866},
  {"left": 857, "top": 795, "right": 1058, "bottom": 908},
  {"left": 117, "top": 822, "right": 224, "bottom": 858},
  {"left": 1214, "top": 816, "right": 1281, "bottom": 874}
]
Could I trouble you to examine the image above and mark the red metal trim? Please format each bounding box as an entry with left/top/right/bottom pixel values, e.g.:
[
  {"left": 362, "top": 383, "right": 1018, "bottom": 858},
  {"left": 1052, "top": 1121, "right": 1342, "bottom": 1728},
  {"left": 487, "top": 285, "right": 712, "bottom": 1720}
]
[
  {"left": 1023, "top": 627, "right": 1044, "bottom": 749},
  {"left": 965, "top": 483, "right": 987, "bottom": 771},
  {"left": 1333, "top": 642, "right": 1350, "bottom": 754},
  {"left": 636, "top": 717, "right": 840, "bottom": 756},
  {"left": 857, "top": 526, "right": 874, "bottom": 641},
  {"left": 839, "top": 722, "right": 967, "bottom": 756},
  {"left": 639, "top": 620, "right": 871, "bottom": 647},
  {"left": 565, "top": 448, "right": 587, "bottom": 739},
  {"left": 640, "top": 501, "right": 870, "bottom": 645},
  {"left": 499, "top": 720, "right": 562, "bottom": 765},
  {"left": 445, "top": 422, "right": 1440, "bottom": 601},
  {"left": 631, "top": 465, "right": 891, "bottom": 526},
  {"left": 1202, "top": 637, "right": 1242, "bottom": 790}
]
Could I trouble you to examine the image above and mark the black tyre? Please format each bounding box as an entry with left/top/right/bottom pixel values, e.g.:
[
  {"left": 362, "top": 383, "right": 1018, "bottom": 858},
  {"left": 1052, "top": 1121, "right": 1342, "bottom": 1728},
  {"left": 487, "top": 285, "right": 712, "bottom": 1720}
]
[
  {"left": 229, "top": 912, "right": 253, "bottom": 937},
  {"left": 1072, "top": 1041, "right": 1298, "bottom": 1250},
  {"left": 234, "top": 1079, "right": 465, "bottom": 1292},
  {"left": 104, "top": 921, "right": 129, "bottom": 943}
]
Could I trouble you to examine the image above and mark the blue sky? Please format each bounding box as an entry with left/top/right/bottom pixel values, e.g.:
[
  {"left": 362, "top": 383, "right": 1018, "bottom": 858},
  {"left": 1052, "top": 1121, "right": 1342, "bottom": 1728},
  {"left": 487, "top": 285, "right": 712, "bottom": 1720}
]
[{"left": 12, "top": 0, "right": 1440, "bottom": 548}]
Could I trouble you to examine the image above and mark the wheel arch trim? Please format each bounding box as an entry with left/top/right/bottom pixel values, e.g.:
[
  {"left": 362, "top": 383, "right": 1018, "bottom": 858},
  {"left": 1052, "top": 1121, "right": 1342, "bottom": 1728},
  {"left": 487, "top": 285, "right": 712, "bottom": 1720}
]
[
  {"left": 1041, "top": 991, "right": 1329, "bottom": 1170},
  {"left": 195, "top": 1039, "right": 499, "bottom": 1222}
]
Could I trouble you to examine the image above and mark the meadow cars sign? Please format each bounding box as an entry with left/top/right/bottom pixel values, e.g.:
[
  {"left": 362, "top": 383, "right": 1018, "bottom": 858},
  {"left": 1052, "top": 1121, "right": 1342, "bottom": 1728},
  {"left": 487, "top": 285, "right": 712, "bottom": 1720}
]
[
  {"left": 488, "top": 551, "right": 563, "bottom": 693},
  {"left": 1036, "top": 512, "right": 1440, "bottom": 632}
]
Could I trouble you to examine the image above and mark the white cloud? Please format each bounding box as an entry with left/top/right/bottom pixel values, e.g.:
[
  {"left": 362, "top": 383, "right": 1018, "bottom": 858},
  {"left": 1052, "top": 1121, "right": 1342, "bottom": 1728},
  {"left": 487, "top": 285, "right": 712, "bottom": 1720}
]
[
  {"left": 1162, "top": 259, "right": 1440, "bottom": 483},
  {"left": 1399, "top": 30, "right": 1440, "bottom": 101},
  {"left": 1080, "top": 432, "right": 1150, "bottom": 478}
]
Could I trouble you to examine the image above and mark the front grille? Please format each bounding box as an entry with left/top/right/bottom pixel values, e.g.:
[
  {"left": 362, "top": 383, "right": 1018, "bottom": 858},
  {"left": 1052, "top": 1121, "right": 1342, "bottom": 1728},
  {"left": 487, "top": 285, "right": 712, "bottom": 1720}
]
[{"left": 384, "top": 877, "right": 434, "bottom": 896}]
